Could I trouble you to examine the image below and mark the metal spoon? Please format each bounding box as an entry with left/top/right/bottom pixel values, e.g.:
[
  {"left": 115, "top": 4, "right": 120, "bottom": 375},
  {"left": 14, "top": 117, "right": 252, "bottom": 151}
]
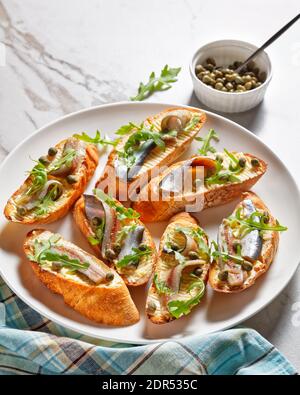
[{"left": 236, "top": 13, "right": 300, "bottom": 73}]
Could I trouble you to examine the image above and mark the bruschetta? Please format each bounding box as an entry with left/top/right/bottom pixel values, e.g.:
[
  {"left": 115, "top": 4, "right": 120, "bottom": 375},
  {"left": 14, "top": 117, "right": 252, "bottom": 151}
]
[
  {"left": 209, "top": 191, "right": 287, "bottom": 293},
  {"left": 73, "top": 188, "right": 157, "bottom": 286},
  {"left": 96, "top": 107, "right": 206, "bottom": 201},
  {"left": 24, "top": 229, "right": 139, "bottom": 325},
  {"left": 4, "top": 136, "right": 99, "bottom": 224},
  {"left": 146, "top": 212, "right": 210, "bottom": 324},
  {"left": 133, "top": 151, "right": 267, "bottom": 222}
]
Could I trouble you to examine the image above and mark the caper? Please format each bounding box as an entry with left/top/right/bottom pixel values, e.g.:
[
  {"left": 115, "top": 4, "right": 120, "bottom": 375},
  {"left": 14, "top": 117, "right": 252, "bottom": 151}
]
[
  {"left": 16, "top": 206, "right": 27, "bottom": 216},
  {"left": 233, "top": 241, "right": 241, "bottom": 253},
  {"left": 234, "top": 75, "right": 244, "bottom": 84},
  {"left": 139, "top": 243, "right": 148, "bottom": 251},
  {"left": 170, "top": 244, "right": 180, "bottom": 251},
  {"left": 195, "top": 64, "right": 205, "bottom": 73},
  {"left": 225, "top": 74, "right": 235, "bottom": 82},
  {"left": 66, "top": 175, "right": 78, "bottom": 184},
  {"left": 112, "top": 243, "right": 122, "bottom": 254},
  {"left": 221, "top": 87, "right": 228, "bottom": 92},
  {"left": 206, "top": 57, "right": 216, "bottom": 66},
  {"left": 39, "top": 156, "right": 50, "bottom": 166},
  {"left": 236, "top": 84, "right": 246, "bottom": 91},
  {"left": 206, "top": 63, "right": 214, "bottom": 71},
  {"left": 229, "top": 89, "right": 234, "bottom": 92},
  {"left": 216, "top": 154, "right": 223, "bottom": 163},
  {"left": 246, "top": 60, "right": 256, "bottom": 71},
  {"left": 251, "top": 158, "right": 260, "bottom": 167},
  {"left": 161, "top": 115, "right": 183, "bottom": 132},
  {"left": 92, "top": 216, "right": 102, "bottom": 226},
  {"left": 255, "top": 82, "right": 262, "bottom": 88},
  {"left": 225, "top": 82, "right": 233, "bottom": 90},
  {"left": 263, "top": 211, "right": 270, "bottom": 224},
  {"left": 147, "top": 301, "right": 157, "bottom": 312},
  {"left": 106, "top": 272, "right": 114, "bottom": 281},
  {"left": 51, "top": 262, "right": 61, "bottom": 271},
  {"left": 218, "top": 270, "right": 228, "bottom": 281},
  {"left": 48, "top": 147, "right": 57, "bottom": 156},
  {"left": 243, "top": 75, "right": 252, "bottom": 83},
  {"left": 238, "top": 157, "right": 246, "bottom": 168},
  {"left": 188, "top": 251, "right": 199, "bottom": 260},
  {"left": 215, "top": 70, "right": 223, "bottom": 78},
  {"left": 225, "top": 69, "right": 234, "bottom": 75},
  {"left": 245, "top": 71, "right": 255, "bottom": 77},
  {"left": 216, "top": 78, "right": 224, "bottom": 83},
  {"left": 105, "top": 248, "right": 116, "bottom": 260},
  {"left": 244, "top": 81, "right": 252, "bottom": 90},
  {"left": 259, "top": 71, "right": 267, "bottom": 83},
  {"left": 215, "top": 82, "right": 223, "bottom": 90},
  {"left": 242, "top": 261, "right": 253, "bottom": 272},
  {"left": 193, "top": 267, "right": 203, "bottom": 277},
  {"left": 202, "top": 75, "right": 213, "bottom": 84}
]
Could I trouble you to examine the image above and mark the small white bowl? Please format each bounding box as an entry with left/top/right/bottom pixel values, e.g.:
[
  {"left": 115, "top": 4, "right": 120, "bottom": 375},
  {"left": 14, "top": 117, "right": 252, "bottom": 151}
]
[{"left": 190, "top": 39, "right": 272, "bottom": 113}]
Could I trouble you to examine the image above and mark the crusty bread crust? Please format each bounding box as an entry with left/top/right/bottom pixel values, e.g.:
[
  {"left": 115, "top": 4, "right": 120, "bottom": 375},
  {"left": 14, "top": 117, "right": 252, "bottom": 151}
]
[
  {"left": 209, "top": 191, "right": 279, "bottom": 293},
  {"left": 96, "top": 107, "right": 206, "bottom": 201},
  {"left": 147, "top": 212, "right": 209, "bottom": 324},
  {"left": 4, "top": 140, "right": 99, "bottom": 225},
  {"left": 133, "top": 153, "right": 267, "bottom": 222},
  {"left": 73, "top": 196, "right": 157, "bottom": 286},
  {"left": 24, "top": 229, "right": 139, "bottom": 326}
]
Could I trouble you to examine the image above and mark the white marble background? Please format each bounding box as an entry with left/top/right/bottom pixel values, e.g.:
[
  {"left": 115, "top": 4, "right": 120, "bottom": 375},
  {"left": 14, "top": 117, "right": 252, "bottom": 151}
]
[{"left": 0, "top": 0, "right": 300, "bottom": 369}]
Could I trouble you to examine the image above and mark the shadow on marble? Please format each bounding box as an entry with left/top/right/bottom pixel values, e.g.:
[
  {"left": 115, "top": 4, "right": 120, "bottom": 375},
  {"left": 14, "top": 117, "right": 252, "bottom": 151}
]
[{"left": 187, "top": 92, "right": 266, "bottom": 134}]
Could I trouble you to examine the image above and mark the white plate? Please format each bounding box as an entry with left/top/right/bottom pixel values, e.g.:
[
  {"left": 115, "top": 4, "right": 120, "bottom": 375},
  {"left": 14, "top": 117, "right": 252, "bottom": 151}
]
[{"left": 0, "top": 102, "right": 299, "bottom": 344}]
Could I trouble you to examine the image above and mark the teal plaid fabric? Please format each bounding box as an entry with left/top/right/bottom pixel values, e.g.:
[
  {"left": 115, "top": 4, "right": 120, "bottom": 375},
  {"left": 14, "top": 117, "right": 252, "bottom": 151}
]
[{"left": 0, "top": 276, "right": 297, "bottom": 375}]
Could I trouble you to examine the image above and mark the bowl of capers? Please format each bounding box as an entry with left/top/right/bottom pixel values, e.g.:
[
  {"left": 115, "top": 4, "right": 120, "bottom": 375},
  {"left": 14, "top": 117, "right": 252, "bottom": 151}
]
[{"left": 190, "top": 39, "right": 272, "bottom": 113}]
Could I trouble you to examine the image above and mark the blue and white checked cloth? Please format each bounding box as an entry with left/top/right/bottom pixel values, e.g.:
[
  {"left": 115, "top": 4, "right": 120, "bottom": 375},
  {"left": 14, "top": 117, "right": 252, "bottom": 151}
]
[{"left": 0, "top": 276, "right": 296, "bottom": 375}]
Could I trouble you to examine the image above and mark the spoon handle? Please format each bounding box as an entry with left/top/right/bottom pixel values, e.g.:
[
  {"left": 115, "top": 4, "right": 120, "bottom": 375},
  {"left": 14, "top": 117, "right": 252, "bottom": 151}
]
[{"left": 236, "top": 13, "right": 300, "bottom": 72}]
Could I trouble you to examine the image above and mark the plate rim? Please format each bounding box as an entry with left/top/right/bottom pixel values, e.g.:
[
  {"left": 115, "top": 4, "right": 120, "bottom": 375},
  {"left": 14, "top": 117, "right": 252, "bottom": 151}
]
[{"left": 0, "top": 101, "right": 299, "bottom": 344}]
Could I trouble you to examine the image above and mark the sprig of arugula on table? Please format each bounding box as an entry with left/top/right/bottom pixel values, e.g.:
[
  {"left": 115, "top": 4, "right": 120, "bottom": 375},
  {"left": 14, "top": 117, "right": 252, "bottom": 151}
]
[{"left": 131, "top": 65, "right": 181, "bottom": 101}]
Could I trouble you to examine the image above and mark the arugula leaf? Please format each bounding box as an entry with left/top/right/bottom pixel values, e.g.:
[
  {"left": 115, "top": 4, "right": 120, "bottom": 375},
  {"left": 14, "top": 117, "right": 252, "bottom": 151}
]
[
  {"left": 115, "top": 122, "right": 138, "bottom": 136},
  {"left": 195, "top": 129, "right": 219, "bottom": 155},
  {"left": 210, "top": 240, "right": 247, "bottom": 265},
  {"left": 167, "top": 276, "right": 205, "bottom": 319},
  {"left": 94, "top": 189, "right": 140, "bottom": 220},
  {"left": 26, "top": 162, "right": 48, "bottom": 196},
  {"left": 184, "top": 115, "right": 201, "bottom": 132},
  {"left": 87, "top": 236, "right": 100, "bottom": 246},
  {"left": 116, "top": 246, "right": 152, "bottom": 268},
  {"left": 48, "top": 148, "right": 76, "bottom": 173},
  {"left": 204, "top": 150, "right": 244, "bottom": 186},
  {"left": 29, "top": 234, "right": 89, "bottom": 271},
  {"left": 131, "top": 65, "right": 181, "bottom": 101},
  {"left": 73, "top": 130, "right": 117, "bottom": 146},
  {"left": 34, "top": 184, "right": 62, "bottom": 216},
  {"left": 230, "top": 208, "right": 288, "bottom": 235},
  {"left": 153, "top": 273, "right": 173, "bottom": 295},
  {"left": 124, "top": 127, "right": 165, "bottom": 152}
]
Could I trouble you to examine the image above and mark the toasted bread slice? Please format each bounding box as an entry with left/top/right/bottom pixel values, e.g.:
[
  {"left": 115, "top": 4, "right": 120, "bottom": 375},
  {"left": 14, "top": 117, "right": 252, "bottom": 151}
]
[
  {"left": 96, "top": 107, "right": 206, "bottom": 201},
  {"left": 209, "top": 191, "right": 281, "bottom": 293},
  {"left": 146, "top": 212, "right": 210, "bottom": 324},
  {"left": 73, "top": 189, "right": 157, "bottom": 286},
  {"left": 133, "top": 152, "right": 267, "bottom": 222},
  {"left": 24, "top": 229, "right": 139, "bottom": 325},
  {"left": 4, "top": 137, "right": 99, "bottom": 224}
]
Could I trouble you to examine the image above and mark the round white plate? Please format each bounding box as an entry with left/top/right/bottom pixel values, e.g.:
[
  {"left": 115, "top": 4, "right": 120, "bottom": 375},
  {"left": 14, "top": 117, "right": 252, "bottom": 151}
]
[{"left": 0, "top": 102, "right": 299, "bottom": 344}]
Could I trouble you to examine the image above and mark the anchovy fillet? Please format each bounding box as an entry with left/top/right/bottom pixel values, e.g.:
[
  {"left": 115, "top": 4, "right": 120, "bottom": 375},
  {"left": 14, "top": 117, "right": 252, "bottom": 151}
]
[{"left": 240, "top": 199, "right": 262, "bottom": 261}]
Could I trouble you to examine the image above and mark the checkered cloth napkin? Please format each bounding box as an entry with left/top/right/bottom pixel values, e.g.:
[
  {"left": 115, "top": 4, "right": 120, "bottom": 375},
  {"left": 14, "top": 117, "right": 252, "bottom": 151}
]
[{"left": 0, "top": 276, "right": 296, "bottom": 375}]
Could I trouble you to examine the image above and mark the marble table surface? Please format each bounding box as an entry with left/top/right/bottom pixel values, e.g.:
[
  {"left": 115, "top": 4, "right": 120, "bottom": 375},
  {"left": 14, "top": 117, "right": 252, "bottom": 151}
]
[{"left": 0, "top": 0, "right": 300, "bottom": 369}]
